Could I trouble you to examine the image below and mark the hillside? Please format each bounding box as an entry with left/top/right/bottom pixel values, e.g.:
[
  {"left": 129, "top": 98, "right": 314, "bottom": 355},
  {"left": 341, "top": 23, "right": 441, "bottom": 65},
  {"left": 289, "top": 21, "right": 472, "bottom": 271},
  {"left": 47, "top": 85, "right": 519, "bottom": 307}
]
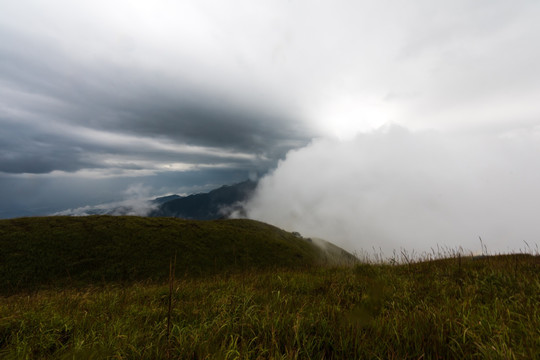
[
  {"left": 0, "top": 215, "right": 352, "bottom": 294},
  {"left": 0, "top": 216, "right": 538, "bottom": 358}
]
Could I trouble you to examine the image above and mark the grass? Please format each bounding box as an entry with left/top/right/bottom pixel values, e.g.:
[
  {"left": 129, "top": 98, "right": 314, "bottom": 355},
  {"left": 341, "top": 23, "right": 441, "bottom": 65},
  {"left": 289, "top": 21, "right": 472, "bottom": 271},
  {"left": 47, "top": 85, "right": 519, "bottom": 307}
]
[
  {"left": 0, "top": 216, "right": 539, "bottom": 358},
  {"left": 1, "top": 255, "right": 538, "bottom": 359},
  {"left": 0, "top": 216, "right": 337, "bottom": 294}
]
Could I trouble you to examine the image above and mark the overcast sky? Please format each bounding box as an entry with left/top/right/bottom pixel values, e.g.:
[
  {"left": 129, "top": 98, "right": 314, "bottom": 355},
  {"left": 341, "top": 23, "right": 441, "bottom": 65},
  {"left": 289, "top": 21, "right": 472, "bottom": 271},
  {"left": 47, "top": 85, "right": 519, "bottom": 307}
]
[{"left": 1, "top": 1, "right": 540, "bottom": 254}]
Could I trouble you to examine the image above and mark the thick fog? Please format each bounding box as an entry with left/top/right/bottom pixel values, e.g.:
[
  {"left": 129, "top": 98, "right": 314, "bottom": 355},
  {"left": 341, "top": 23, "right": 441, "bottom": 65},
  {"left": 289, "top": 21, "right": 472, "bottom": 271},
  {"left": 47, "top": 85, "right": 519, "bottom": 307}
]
[{"left": 245, "top": 125, "right": 540, "bottom": 257}]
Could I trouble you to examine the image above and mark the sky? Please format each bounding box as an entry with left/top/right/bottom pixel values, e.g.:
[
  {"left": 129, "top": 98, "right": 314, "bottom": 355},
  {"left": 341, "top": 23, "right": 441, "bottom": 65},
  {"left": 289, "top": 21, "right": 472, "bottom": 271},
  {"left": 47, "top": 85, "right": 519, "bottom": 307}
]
[{"left": 1, "top": 0, "right": 540, "bottom": 255}]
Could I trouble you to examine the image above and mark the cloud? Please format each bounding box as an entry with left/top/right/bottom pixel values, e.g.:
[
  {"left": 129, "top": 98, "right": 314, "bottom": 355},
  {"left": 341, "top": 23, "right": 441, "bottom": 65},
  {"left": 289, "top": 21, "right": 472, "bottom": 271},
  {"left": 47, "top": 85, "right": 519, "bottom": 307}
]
[
  {"left": 0, "top": 110, "right": 282, "bottom": 175},
  {"left": 245, "top": 125, "right": 540, "bottom": 256},
  {"left": 54, "top": 184, "right": 158, "bottom": 216},
  {"left": 0, "top": 0, "right": 314, "bottom": 177},
  {"left": 1, "top": 0, "right": 540, "bottom": 219}
]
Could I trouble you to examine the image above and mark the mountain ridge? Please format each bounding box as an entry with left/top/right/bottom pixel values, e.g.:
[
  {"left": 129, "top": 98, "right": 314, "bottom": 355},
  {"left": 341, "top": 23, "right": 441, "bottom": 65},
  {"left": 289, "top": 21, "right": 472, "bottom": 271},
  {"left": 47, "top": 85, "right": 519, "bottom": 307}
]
[
  {"left": 53, "top": 180, "right": 257, "bottom": 218},
  {"left": 149, "top": 179, "right": 257, "bottom": 219}
]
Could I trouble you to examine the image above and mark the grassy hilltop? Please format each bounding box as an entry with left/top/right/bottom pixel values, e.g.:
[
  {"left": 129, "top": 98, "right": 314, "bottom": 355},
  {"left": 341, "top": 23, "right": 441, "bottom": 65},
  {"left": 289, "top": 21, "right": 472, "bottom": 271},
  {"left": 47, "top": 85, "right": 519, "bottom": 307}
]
[
  {"left": 0, "top": 216, "right": 539, "bottom": 359},
  {"left": 0, "top": 216, "right": 353, "bottom": 293}
]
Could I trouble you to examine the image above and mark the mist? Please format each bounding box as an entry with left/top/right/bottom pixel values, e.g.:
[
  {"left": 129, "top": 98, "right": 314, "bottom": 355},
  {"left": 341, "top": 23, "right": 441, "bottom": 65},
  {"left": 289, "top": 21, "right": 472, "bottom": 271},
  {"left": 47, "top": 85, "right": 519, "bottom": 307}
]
[
  {"left": 245, "top": 125, "right": 540, "bottom": 257},
  {"left": 54, "top": 184, "right": 158, "bottom": 216}
]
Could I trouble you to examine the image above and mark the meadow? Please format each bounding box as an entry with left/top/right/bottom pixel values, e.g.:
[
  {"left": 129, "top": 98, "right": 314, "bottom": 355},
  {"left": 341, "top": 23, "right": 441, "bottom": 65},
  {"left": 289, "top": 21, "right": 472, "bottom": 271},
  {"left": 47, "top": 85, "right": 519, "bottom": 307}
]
[{"left": 0, "top": 217, "right": 539, "bottom": 359}]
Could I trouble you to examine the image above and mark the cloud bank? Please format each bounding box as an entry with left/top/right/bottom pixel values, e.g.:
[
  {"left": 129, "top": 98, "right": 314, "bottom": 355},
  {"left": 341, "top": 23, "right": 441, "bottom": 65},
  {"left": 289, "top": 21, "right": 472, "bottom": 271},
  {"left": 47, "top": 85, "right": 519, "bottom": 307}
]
[
  {"left": 1, "top": 0, "right": 540, "bottom": 219},
  {"left": 246, "top": 125, "right": 540, "bottom": 256},
  {"left": 54, "top": 184, "right": 158, "bottom": 216}
]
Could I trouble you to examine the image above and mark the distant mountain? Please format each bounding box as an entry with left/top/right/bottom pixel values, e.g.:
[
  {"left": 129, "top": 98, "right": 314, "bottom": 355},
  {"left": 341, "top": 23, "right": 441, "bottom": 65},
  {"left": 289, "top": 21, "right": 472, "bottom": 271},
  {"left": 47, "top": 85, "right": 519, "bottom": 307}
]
[
  {"left": 149, "top": 180, "right": 257, "bottom": 219},
  {"left": 151, "top": 194, "right": 182, "bottom": 205},
  {"left": 54, "top": 180, "right": 256, "bottom": 218}
]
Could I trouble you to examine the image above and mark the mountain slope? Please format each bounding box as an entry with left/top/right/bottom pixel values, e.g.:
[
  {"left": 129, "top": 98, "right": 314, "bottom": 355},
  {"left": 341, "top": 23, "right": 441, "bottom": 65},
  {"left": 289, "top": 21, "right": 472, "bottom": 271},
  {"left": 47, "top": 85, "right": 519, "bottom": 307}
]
[
  {"left": 150, "top": 180, "right": 257, "bottom": 219},
  {"left": 151, "top": 194, "right": 182, "bottom": 205},
  {"left": 0, "top": 215, "right": 352, "bottom": 294}
]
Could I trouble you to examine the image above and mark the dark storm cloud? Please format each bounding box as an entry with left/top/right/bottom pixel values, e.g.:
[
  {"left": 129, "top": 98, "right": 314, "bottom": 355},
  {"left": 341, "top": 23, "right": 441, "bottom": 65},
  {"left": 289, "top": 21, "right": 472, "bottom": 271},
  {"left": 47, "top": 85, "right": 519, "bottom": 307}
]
[
  {"left": 0, "top": 17, "right": 312, "bottom": 176},
  {"left": 0, "top": 36, "right": 307, "bottom": 154},
  {"left": 0, "top": 121, "right": 92, "bottom": 174},
  {"left": 0, "top": 114, "right": 277, "bottom": 175},
  {"left": 110, "top": 99, "right": 309, "bottom": 154},
  {"left": 0, "top": 75, "right": 307, "bottom": 176}
]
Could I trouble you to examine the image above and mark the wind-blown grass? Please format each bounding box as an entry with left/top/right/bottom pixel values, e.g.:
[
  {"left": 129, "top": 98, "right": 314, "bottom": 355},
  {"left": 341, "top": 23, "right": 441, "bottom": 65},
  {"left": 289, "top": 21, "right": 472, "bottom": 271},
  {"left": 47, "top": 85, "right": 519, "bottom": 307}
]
[{"left": 1, "top": 254, "right": 538, "bottom": 359}]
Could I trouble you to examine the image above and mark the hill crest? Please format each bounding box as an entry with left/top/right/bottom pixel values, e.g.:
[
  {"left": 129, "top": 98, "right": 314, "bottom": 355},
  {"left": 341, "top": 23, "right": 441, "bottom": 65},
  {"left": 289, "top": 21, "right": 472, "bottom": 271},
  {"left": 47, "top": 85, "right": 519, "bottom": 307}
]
[{"left": 0, "top": 215, "right": 354, "bottom": 294}]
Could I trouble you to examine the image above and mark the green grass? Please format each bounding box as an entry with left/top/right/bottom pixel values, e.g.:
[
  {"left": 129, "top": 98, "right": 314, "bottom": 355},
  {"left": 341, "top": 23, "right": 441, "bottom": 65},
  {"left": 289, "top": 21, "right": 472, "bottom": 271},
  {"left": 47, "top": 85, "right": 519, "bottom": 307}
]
[
  {"left": 0, "top": 216, "right": 538, "bottom": 358},
  {"left": 1, "top": 256, "right": 538, "bottom": 359},
  {"left": 0, "top": 216, "right": 338, "bottom": 294}
]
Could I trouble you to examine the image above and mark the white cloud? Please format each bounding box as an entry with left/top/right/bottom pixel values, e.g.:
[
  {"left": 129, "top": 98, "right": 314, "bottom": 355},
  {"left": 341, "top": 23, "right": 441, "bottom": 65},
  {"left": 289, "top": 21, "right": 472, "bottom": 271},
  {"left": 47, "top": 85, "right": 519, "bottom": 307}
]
[
  {"left": 246, "top": 125, "right": 540, "bottom": 256},
  {"left": 54, "top": 183, "right": 158, "bottom": 216}
]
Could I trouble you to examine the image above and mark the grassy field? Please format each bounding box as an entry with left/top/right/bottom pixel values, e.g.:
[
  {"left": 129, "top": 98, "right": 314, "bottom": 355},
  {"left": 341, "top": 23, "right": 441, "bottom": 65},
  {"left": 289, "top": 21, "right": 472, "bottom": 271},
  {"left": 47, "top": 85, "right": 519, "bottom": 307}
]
[
  {"left": 0, "top": 216, "right": 352, "bottom": 294},
  {"left": 0, "top": 216, "right": 539, "bottom": 359}
]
